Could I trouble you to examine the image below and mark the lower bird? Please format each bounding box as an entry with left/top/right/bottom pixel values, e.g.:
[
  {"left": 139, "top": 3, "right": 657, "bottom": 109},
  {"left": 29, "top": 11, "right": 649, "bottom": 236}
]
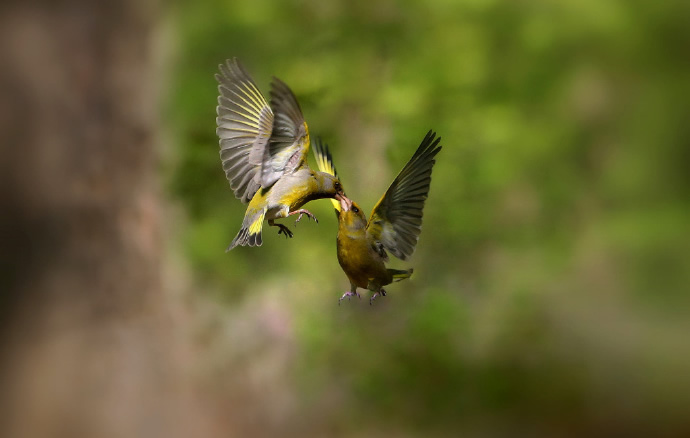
[{"left": 313, "top": 130, "right": 442, "bottom": 304}]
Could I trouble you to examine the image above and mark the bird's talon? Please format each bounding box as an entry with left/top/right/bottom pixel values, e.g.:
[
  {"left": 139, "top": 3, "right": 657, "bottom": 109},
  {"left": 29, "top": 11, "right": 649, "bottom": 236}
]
[
  {"left": 276, "top": 224, "right": 293, "bottom": 238},
  {"left": 338, "top": 291, "right": 359, "bottom": 305},
  {"left": 370, "top": 289, "right": 386, "bottom": 304},
  {"left": 291, "top": 209, "right": 318, "bottom": 226}
]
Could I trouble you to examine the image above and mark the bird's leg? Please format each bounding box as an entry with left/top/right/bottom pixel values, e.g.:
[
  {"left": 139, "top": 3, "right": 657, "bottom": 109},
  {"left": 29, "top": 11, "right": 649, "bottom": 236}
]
[
  {"left": 268, "top": 219, "right": 293, "bottom": 238},
  {"left": 288, "top": 209, "right": 319, "bottom": 225},
  {"left": 338, "top": 287, "right": 360, "bottom": 305},
  {"left": 370, "top": 288, "right": 387, "bottom": 305}
]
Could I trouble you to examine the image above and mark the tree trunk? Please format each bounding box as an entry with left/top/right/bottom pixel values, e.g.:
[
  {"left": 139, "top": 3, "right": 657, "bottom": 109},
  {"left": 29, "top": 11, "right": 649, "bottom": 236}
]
[{"left": 0, "top": 2, "right": 223, "bottom": 437}]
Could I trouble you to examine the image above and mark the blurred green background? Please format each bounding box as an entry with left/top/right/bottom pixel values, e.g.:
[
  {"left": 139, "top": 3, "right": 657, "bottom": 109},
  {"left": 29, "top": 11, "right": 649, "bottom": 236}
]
[{"left": 167, "top": 0, "right": 689, "bottom": 435}]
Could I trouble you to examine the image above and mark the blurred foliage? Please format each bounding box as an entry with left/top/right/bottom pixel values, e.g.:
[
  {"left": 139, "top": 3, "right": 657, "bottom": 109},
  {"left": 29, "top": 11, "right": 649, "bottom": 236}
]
[{"left": 167, "top": 0, "right": 690, "bottom": 435}]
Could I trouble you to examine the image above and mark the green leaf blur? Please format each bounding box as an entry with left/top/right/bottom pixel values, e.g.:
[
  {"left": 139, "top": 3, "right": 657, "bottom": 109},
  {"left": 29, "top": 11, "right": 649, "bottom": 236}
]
[{"left": 167, "top": 0, "right": 690, "bottom": 435}]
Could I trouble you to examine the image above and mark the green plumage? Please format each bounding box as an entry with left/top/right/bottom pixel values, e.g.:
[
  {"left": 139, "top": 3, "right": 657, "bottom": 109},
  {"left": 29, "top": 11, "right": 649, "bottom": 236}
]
[{"left": 313, "top": 131, "right": 442, "bottom": 303}]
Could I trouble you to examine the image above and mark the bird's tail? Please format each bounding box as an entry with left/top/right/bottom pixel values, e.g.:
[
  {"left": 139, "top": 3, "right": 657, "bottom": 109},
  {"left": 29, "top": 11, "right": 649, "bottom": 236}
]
[
  {"left": 388, "top": 268, "right": 413, "bottom": 282},
  {"left": 226, "top": 209, "right": 265, "bottom": 252}
]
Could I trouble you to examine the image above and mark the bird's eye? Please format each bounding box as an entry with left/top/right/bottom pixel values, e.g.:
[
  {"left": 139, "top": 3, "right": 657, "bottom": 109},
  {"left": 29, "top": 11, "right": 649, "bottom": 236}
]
[
  {"left": 352, "top": 206, "right": 359, "bottom": 213},
  {"left": 334, "top": 181, "right": 341, "bottom": 190}
]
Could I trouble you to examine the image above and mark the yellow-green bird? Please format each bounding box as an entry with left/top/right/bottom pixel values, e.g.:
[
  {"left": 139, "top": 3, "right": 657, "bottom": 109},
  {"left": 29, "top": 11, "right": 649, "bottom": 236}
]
[
  {"left": 216, "top": 58, "right": 346, "bottom": 251},
  {"left": 313, "top": 130, "right": 442, "bottom": 304}
]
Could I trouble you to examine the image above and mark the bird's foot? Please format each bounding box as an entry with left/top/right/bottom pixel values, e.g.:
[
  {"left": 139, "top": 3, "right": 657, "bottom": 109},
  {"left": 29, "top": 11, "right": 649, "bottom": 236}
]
[
  {"left": 338, "top": 291, "right": 360, "bottom": 305},
  {"left": 275, "top": 224, "right": 293, "bottom": 238},
  {"left": 370, "top": 288, "right": 387, "bottom": 305},
  {"left": 289, "top": 209, "right": 318, "bottom": 225}
]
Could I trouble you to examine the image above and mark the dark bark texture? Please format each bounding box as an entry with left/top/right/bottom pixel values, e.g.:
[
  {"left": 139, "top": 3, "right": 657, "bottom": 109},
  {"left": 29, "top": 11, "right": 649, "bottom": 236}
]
[{"left": 0, "top": 2, "right": 224, "bottom": 437}]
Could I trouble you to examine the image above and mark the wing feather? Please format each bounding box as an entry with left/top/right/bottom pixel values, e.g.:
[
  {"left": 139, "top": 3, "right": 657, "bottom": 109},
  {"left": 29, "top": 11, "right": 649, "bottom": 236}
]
[
  {"left": 215, "top": 58, "right": 273, "bottom": 203},
  {"left": 260, "top": 77, "right": 310, "bottom": 187},
  {"left": 312, "top": 138, "right": 342, "bottom": 213},
  {"left": 366, "top": 130, "right": 442, "bottom": 261}
]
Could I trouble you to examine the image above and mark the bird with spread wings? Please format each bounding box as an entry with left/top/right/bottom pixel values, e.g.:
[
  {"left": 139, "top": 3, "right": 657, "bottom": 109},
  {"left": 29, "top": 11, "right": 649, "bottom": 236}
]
[
  {"left": 313, "top": 130, "right": 442, "bottom": 303},
  {"left": 216, "top": 59, "right": 346, "bottom": 251}
]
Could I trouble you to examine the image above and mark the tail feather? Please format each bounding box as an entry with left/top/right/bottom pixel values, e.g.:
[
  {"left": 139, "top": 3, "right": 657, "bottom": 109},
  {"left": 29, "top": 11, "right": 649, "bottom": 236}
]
[
  {"left": 388, "top": 268, "right": 413, "bottom": 282},
  {"left": 226, "top": 210, "right": 265, "bottom": 251}
]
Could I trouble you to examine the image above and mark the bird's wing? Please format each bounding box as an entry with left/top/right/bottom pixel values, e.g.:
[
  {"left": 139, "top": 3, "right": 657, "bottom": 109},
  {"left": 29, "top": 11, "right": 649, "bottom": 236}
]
[
  {"left": 260, "top": 77, "right": 311, "bottom": 187},
  {"left": 312, "top": 138, "right": 342, "bottom": 213},
  {"left": 216, "top": 58, "right": 274, "bottom": 203},
  {"left": 366, "top": 130, "right": 442, "bottom": 261}
]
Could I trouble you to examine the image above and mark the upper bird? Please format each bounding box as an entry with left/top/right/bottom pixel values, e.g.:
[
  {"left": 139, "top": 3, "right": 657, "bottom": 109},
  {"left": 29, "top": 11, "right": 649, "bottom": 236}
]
[
  {"left": 215, "top": 58, "right": 346, "bottom": 251},
  {"left": 313, "top": 130, "right": 442, "bottom": 304}
]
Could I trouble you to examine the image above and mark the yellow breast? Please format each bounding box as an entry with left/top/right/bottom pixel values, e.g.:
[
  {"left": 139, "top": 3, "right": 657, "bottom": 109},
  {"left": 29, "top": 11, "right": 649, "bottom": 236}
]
[{"left": 337, "top": 230, "right": 387, "bottom": 289}]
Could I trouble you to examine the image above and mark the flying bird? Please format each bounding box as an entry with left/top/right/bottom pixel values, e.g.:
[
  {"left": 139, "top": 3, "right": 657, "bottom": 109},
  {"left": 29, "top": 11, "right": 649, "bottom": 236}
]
[
  {"left": 216, "top": 58, "right": 346, "bottom": 251},
  {"left": 313, "top": 130, "right": 442, "bottom": 304}
]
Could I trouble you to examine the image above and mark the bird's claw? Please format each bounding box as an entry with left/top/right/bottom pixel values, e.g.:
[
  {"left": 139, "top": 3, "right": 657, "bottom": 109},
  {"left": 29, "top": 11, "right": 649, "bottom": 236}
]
[
  {"left": 276, "top": 224, "right": 293, "bottom": 238},
  {"left": 292, "top": 209, "right": 318, "bottom": 226},
  {"left": 338, "top": 291, "right": 360, "bottom": 305},
  {"left": 370, "top": 289, "right": 387, "bottom": 305}
]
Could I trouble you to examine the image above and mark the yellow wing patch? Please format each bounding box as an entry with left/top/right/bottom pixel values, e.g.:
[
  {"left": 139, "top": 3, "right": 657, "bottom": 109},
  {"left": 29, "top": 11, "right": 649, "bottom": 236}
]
[
  {"left": 312, "top": 138, "right": 341, "bottom": 213},
  {"left": 248, "top": 210, "right": 266, "bottom": 235},
  {"left": 303, "top": 122, "right": 310, "bottom": 151}
]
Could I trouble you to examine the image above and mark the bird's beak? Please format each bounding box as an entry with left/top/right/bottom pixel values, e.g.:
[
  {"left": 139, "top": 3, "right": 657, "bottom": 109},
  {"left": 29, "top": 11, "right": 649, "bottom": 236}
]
[{"left": 336, "top": 193, "right": 352, "bottom": 212}]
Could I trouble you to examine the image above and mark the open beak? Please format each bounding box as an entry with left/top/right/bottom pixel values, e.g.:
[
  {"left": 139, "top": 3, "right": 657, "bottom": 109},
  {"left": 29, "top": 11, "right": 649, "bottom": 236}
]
[{"left": 336, "top": 193, "right": 352, "bottom": 212}]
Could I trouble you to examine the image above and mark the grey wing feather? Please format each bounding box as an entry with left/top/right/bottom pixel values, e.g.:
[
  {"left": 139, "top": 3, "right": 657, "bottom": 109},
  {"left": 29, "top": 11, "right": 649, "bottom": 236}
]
[
  {"left": 216, "top": 58, "right": 274, "bottom": 203},
  {"left": 260, "top": 77, "right": 310, "bottom": 188},
  {"left": 366, "top": 130, "right": 442, "bottom": 260}
]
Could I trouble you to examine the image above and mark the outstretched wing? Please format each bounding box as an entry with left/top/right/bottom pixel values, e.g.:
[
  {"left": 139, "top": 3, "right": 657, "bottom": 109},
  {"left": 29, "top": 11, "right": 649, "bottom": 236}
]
[
  {"left": 260, "top": 77, "right": 311, "bottom": 187},
  {"left": 312, "top": 138, "right": 342, "bottom": 213},
  {"left": 216, "top": 58, "right": 274, "bottom": 203},
  {"left": 366, "top": 130, "right": 442, "bottom": 261}
]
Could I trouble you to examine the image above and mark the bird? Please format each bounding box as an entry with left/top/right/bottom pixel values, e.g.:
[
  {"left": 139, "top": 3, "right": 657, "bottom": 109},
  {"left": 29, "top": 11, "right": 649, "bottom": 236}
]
[
  {"left": 215, "top": 58, "right": 346, "bottom": 251},
  {"left": 313, "top": 130, "right": 442, "bottom": 304}
]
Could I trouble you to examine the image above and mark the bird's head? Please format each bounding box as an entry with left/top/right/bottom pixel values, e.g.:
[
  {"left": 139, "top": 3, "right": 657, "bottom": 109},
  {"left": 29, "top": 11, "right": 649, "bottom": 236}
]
[
  {"left": 314, "top": 171, "right": 346, "bottom": 198},
  {"left": 337, "top": 195, "right": 367, "bottom": 231}
]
